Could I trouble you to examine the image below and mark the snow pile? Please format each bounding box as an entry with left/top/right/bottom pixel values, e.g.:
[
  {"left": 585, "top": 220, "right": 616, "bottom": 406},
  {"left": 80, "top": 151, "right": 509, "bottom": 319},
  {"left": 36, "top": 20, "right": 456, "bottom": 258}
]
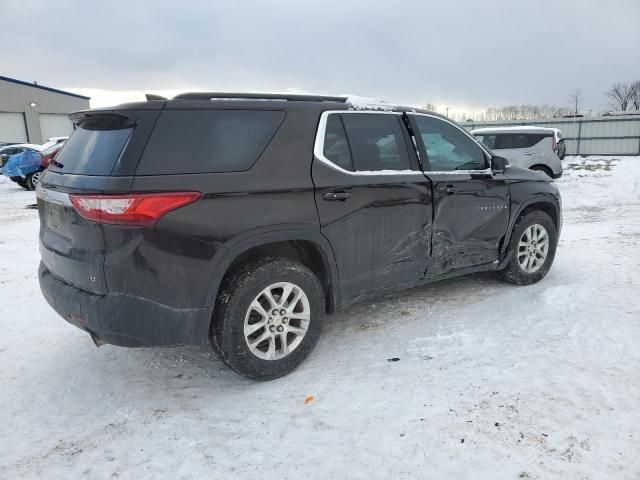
[
  {"left": 344, "top": 94, "right": 395, "bottom": 111},
  {"left": 563, "top": 155, "right": 622, "bottom": 176}
]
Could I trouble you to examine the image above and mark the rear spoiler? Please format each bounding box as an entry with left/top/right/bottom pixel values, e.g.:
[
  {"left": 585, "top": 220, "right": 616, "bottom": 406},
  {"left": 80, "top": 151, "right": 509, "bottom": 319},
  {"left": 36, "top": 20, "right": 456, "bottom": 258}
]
[{"left": 68, "top": 110, "right": 137, "bottom": 128}]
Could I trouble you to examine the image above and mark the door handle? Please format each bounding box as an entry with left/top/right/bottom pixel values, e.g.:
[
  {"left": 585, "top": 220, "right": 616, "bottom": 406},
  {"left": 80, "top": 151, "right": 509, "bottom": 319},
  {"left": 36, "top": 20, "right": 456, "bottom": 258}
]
[
  {"left": 322, "top": 190, "right": 351, "bottom": 201},
  {"left": 523, "top": 152, "right": 534, "bottom": 156},
  {"left": 437, "top": 184, "right": 456, "bottom": 195}
]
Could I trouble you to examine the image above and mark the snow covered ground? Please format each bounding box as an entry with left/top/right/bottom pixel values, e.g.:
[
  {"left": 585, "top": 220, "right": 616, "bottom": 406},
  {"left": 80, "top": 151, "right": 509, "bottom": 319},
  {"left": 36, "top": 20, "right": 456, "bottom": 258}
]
[{"left": 1, "top": 156, "right": 639, "bottom": 479}]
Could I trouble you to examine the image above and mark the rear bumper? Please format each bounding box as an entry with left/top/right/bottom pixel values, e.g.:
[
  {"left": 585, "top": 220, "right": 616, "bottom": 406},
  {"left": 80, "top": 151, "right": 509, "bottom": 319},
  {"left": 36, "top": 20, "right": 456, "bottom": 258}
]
[
  {"left": 39, "top": 262, "right": 212, "bottom": 347},
  {"left": 552, "top": 170, "right": 563, "bottom": 179}
]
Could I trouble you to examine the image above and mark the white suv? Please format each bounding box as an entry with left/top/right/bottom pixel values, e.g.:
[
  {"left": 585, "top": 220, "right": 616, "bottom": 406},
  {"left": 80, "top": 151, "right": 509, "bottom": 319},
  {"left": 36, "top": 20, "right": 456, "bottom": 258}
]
[{"left": 471, "top": 126, "right": 563, "bottom": 178}]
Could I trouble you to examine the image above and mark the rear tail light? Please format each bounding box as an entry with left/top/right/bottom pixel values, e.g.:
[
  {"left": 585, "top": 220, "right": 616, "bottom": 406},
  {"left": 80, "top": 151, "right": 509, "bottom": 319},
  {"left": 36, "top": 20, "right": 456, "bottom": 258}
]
[
  {"left": 552, "top": 136, "right": 557, "bottom": 152},
  {"left": 69, "top": 192, "right": 201, "bottom": 226}
]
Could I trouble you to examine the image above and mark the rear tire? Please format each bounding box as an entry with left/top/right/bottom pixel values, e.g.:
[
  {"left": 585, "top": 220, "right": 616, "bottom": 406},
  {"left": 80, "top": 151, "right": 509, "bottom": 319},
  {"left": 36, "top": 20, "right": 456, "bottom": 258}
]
[
  {"left": 211, "top": 257, "right": 325, "bottom": 380},
  {"left": 531, "top": 165, "right": 553, "bottom": 178},
  {"left": 498, "top": 210, "right": 557, "bottom": 285},
  {"left": 25, "top": 170, "right": 43, "bottom": 191}
]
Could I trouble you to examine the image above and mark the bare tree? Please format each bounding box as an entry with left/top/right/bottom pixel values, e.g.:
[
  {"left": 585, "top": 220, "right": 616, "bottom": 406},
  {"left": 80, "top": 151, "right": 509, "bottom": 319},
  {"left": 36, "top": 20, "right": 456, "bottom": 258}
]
[
  {"left": 479, "top": 103, "right": 571, "bottom": 121},
  {"left": 606, "top": 83, "right": 633, "bottom": 111},
  {"left": 630, "top": 81, "right": 640, "bottom": 110},
  {"left": 568, "top": 88, "right": 584, "bottom": 116},
  {"left": 423, "top": 102, "right": 437, "bottom": 112}
]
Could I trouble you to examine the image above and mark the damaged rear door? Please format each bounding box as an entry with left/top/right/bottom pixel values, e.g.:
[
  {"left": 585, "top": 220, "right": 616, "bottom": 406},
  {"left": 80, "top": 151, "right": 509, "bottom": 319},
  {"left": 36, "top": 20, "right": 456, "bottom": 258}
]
[
  {"left": 408, "top": 113, "right": 510, "bottom": 276},
  {"left": 312, "top": 111, "right": 433, "bottom": 299}
]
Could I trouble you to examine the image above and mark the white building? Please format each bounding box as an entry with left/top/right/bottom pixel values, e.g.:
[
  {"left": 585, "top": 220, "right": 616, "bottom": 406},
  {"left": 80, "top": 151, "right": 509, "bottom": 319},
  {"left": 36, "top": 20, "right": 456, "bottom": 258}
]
[{"left": 0, "top": 75, "right": 90, "bottom": 145}]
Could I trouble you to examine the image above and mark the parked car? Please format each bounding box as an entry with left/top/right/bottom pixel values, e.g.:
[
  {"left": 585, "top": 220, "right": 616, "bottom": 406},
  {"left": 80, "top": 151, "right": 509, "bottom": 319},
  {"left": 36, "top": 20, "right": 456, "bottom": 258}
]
[
  {"left": 2, "top": 149, "right": 43, "bottom": 189},
  {"left": 40, "top": 140, "right": 66, "bottom": 169},
  {"left": 37, "top": 93, "right": 562, "bottom": 380},
  {"left": 40, "top": 136, "right": 68, "bottom": 150},
  {"left": 1, "top": 143, "right": 42, "bottom": 166},
  {"left": 471, "top": 126, "right": 563, "bottom": 178},
  {"left": 549, "top": 128, "right": 566, "bottom": 160},
  {"left": 1, "top": 139, "right": 68, "bottom": 190},
  {"left": 1, "top": 144, "right": 43, "bottom": 188}
]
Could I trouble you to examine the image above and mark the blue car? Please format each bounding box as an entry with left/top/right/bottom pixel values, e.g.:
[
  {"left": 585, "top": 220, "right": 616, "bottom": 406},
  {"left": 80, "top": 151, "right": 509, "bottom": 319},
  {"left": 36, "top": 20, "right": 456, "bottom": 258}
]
[{"left": 1, "top": 149, "right": 44, "bottom": 190}]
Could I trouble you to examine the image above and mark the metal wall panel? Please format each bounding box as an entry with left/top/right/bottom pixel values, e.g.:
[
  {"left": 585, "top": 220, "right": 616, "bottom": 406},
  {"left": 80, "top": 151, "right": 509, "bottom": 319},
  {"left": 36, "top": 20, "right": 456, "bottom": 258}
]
[
  {"left": 0, "top": 78, "right": 89, "bottom": 144},
  {"left": 0, "top": 112, "right": 28, "bottom": 143},
  {"left": 39, "top": 113, "right": 75, "bottom": 139},
  {"left": 464, "top": 115, "right": 640, "bottom": 156}
]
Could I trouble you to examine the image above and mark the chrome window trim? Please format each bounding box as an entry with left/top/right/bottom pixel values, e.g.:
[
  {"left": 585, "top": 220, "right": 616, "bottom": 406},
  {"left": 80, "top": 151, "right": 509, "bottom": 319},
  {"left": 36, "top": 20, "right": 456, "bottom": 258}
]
[
  {"left": 313, "top": 110, "right": 424, "bottom": 176},
  {"left": 407, "top": 112, "right": 495, "bottom": 175}
]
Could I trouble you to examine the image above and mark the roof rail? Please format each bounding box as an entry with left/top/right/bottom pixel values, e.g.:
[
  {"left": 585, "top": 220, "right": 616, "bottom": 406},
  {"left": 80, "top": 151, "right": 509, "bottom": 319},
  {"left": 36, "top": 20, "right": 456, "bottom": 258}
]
[{"left": 172, "top": 92, "right": 348, "bottom": 102}]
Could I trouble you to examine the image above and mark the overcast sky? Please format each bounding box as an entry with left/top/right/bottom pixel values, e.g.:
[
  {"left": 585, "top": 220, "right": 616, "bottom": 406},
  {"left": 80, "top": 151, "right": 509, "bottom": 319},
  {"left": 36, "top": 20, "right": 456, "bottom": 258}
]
[{"left": 1, "top": 0, "right": 639, "bottom": 114}]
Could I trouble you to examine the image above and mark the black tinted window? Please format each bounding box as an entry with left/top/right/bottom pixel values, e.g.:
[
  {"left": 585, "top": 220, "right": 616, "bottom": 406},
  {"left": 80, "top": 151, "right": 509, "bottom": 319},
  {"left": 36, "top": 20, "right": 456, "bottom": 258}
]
[
  {"left": 323, "top": 114, "right": 353, "bottom": 171},
  {"left": 137, "top": 110, "right": 285, "bottom": 175},
  {"left": 49, "top": 116, "right": 133, "bottom": 175},
  {"left": 412, "top": 116, "right": 486, "bottom": 171},
  {"left": 340, "top": 114, "right": 412, "bottom": 171},
  {"left": 494, "top": 133, "right": 548, "bottom": 149}
]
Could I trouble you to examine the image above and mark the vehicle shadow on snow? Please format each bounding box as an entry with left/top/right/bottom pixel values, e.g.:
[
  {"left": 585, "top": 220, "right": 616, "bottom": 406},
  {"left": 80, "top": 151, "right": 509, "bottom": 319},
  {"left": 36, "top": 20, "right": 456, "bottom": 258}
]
[
  {"left": 324, "top": 271, "right": 508, "bottom": 328},
  {"left": 34, "top": 271, "right": 512, "bottom": 408},
  {"left": 69, "top": 272, "right": 508, "bottom": 385}
]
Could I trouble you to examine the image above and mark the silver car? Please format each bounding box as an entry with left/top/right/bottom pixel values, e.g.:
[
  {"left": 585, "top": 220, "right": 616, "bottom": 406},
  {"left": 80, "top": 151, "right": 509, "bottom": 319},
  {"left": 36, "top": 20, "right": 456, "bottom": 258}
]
[{"left": 471, "top": 127, "right": 563, "bottom": 178}]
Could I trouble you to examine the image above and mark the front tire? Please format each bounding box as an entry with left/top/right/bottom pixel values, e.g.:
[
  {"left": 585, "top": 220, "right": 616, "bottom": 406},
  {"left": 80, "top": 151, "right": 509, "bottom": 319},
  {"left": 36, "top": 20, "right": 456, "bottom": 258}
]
[
  {"left": 211, "top": 258, "right": 325, "bottom": 380},
  {"left": 498, "top": 210, "right": 557, "bottom": 285}
]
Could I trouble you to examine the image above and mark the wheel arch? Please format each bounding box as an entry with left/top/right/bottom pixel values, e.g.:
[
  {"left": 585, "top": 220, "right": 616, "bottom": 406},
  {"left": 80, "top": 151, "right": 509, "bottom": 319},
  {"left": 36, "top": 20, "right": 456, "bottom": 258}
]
[
  {"left": 501, "top": 196, "right": 560, "bottom": 254},
  {"left": 529, "top": 164, "right": 553, "bottom": 176},
  {"left": 204, "top": 229, "right": 340, "bottom": 316}
]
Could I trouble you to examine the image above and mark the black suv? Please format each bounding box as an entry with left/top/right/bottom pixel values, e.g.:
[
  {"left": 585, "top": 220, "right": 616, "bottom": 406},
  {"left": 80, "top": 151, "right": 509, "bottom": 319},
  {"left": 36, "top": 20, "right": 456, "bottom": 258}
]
[{"left": 37, "top": 93, "right": 562, "bottom": 380}]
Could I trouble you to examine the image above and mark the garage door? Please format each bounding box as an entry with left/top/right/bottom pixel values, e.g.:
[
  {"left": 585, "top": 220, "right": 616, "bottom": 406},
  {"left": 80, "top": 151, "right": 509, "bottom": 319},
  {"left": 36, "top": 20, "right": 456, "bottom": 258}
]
[
  {"left": 39, "top": 113, "right": 74, "bottom": 140},
  {"left": 0, "top": 112, "right": 28, "bottom": 144}
]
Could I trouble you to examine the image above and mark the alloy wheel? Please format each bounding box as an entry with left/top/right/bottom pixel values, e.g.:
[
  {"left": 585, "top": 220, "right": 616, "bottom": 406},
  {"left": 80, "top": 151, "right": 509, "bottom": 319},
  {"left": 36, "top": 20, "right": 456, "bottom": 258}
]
[
  {"left": 244, "top": 282, "right": 311, "bottom": 360},
  {"left": 31, "top": 171, "right": 42, "bottom": 187},
  {"left": 517, "top": 223, "right": 549, "bottom": 273}
]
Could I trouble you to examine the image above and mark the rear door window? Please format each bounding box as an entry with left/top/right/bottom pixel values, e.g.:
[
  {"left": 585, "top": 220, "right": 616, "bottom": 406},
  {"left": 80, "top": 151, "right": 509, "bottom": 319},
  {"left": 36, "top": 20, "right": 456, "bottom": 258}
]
[
  {"left": 323, "top": 114, "right": 354, "bottom": 171},
  {"left": 339, "top": 113, "right": 414, "bottom": 171},
  {"left": 136, "top": 110, "right": 285, "bottom": 175},
  {"left": 48, "top": 115, "right": 133, "bottom": 175}
]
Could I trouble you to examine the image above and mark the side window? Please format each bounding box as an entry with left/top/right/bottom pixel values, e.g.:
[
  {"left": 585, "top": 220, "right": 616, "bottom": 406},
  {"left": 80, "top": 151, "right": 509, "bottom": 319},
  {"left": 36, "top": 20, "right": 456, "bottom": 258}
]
[
  {"left": 323, "top": 114, "right": 354, "bottom": 171},
  {"left": 412, "top": 116, "right": 487, "bottom": 171},
  {"left": 137, "top": 110, "right": 285, "bottom": 175},
  {"left": 494, "top": 134, "right": 547, "bottom": 149},
  {"left": 340, "top": 113, "right": 413, "bottom": 171},
  {"left": 474, "top": 134, "right": 496, "bottom": 149}
]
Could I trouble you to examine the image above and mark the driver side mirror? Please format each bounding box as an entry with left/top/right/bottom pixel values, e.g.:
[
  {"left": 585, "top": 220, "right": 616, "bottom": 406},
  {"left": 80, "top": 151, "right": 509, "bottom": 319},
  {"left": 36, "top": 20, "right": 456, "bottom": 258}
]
[{"left": 491, "top": 155, "right": 509, "bottom": 174}]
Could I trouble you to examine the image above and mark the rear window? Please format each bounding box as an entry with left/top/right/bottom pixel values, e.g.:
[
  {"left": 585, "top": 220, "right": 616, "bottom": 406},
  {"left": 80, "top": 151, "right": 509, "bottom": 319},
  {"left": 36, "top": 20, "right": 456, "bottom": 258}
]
[
  {"left": 48, "top": 116, "right": 133, "bottom": 175},
  {"left": 49, "top": 115, "right": 133, "bottom": 175},
  {"left": 136, "top": 110, "right": 285, "bottom": 175}
]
